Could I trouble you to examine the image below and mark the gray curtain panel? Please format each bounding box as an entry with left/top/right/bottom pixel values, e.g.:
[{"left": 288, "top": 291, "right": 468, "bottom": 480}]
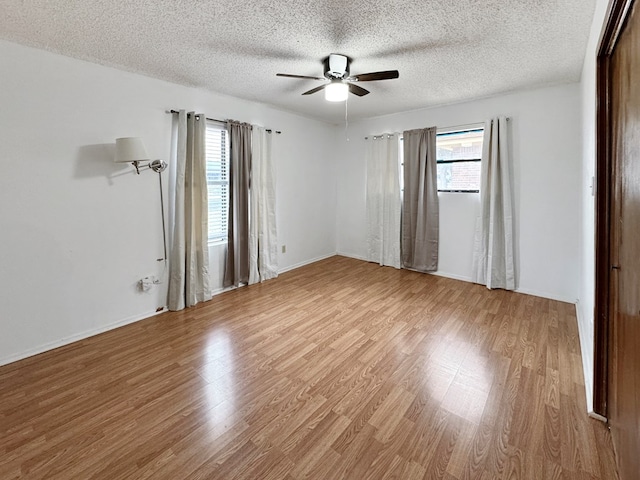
[
  {"left": 167, "top": 111, "right": 211, "bottom": 311},
  {"left": 472, "top": 116, "right": 515, "bottom": 290},
  {"left": 224, "top": 121, "right": 252, "bottom": 287},
  {"left": 401, "top": 127, "right": 439, "bottom": 272}
]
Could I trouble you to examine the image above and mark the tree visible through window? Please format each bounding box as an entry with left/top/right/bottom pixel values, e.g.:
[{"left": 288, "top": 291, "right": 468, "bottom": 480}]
[{"left": 206, "top": 121, "right": 229, "bottom": 243}]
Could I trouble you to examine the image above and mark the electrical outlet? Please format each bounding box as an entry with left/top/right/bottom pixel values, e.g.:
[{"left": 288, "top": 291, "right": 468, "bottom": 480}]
[
  {"left": 281, "top": 245, "right": 286, "bottom": 254},
  {"left": 139, "top": 277, "right": 153, "bottom": 292}
]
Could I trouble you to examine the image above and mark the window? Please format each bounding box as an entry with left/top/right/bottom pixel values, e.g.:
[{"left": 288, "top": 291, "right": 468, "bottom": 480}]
[
  {"left": 436, "top": 128, "right": 483, "bottom": 192},
  {"left": 206, "top": 121, "right": 229, "bottom": 244}
]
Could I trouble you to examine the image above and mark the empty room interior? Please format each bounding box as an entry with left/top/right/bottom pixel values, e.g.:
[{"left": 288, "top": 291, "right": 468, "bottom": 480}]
[{"left": 1, "top": 0, "right": 639, "bottom": 479}]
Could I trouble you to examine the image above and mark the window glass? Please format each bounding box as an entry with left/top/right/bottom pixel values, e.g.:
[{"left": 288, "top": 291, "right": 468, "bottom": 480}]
[{"left": 436, "top": 129, "right": 483, "bottom": 192}]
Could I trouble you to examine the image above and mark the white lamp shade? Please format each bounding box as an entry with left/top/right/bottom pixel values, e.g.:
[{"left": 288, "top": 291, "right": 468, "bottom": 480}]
[
  {"left": 115, "top": 137, "right": 149, "bottom": 163},
  {"left": 325, "top": 82, "right": 348, "bottom": 102}
]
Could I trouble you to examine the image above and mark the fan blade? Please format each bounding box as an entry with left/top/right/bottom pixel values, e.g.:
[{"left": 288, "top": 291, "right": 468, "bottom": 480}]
[
  {"left": 349, "top": 70, "right": 399, "bottom": 82},
  {"left": 277, "top": 73, "right": 325, "bottom": 81},
  {"left": 302, "top": 84, "right": 328, "bottom": 95},
  {"left": 348, "top": 83, "right": 370, "bottom": 97}
]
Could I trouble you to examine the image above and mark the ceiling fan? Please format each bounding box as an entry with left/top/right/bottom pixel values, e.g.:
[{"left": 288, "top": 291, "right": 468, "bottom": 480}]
[{"left": 277, "top": 54, "right": 399, "bottom": 101}]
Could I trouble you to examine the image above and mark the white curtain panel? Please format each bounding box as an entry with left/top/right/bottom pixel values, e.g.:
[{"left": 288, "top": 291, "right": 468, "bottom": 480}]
[
  {"left": 167, "top": 110, "right": 212, "bottom": 311},
  {"left": 365, "top": 134, "right": 401, "bottom": 269},
  {"left": 248, "top": 126, "right": 278, "bottom": 285},
  {"left": 472, "top": 116, "right": 515, "bottom": 290}
]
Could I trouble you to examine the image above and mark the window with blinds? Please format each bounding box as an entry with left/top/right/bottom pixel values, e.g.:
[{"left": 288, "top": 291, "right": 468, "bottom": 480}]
[{"left": 206, "top": 121, "right": 229, "bottom": 243}]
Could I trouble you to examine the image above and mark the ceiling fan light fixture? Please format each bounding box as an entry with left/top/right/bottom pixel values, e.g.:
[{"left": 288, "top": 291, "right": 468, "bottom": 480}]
[{"left": 325, "top": 82, "right": 348, "bottom": 102}]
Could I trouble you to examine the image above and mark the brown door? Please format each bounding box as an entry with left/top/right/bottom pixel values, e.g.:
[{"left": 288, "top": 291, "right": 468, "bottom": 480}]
[{"left": 607, "top": 1, "right": 640, "bottom": 478}]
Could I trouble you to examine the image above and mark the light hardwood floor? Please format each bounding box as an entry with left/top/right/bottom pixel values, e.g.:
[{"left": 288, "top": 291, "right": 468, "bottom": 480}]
[{"left": 0, "top": 256, "right": 619, "bottom": 479}]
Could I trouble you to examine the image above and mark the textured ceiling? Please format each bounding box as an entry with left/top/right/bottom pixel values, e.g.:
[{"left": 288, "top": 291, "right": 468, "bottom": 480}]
[{"left": 0, "top": 0, "right": 596, "bottom": 124}]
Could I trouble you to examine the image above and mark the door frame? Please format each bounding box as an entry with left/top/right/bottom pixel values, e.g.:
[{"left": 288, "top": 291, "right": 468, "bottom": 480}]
[{"left": 593, "top": 0, "right": 635, "bottom": 418}]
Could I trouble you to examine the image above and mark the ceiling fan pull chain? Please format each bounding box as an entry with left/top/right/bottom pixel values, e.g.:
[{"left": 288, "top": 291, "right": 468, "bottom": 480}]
[{"left": 345, "top": 95, "right": 350, "bottom": 141}]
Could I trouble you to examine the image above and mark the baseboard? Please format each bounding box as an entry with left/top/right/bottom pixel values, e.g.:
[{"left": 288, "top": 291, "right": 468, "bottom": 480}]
[
  {"left": 0, "top": 308, "right": 167, "bottom": 367},
  {"left": 210, "top": 285, "right": 239, "bottom": 297},
  {"left": 429, "top": 270, "right": 473, "bottom": 283},
  {"left": 0, "top": 252, "right": 380, "bottom": 367},
  {"left": 337, "top": 255, "right": 576, "bottom": 304},
  {"left": 336, "top": 251, "right": 368, "bottom": 262},
  {"left": 337, "top": 251, "right": 404, "bottom": 269},
  {"left": 433, "top": 275, "right": 576, "bottom": 304},
  {"left": 1, "top": 256, "right": 581, "bottom": 370},
  {"left": 514, "top": 287, "right": 575, "bottom": 304},
  {"left": 279, "top": 252, "right": 338, "bottom": 274}
]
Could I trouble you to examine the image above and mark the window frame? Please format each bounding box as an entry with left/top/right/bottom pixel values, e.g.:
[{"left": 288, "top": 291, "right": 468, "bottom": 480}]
[{"left": 435, "top": 126, "right": 484, "bottom": 193}]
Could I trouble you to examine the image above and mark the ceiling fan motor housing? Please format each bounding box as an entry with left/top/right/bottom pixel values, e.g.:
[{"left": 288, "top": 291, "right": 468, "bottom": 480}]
[{"left": 324, "top": 54, "right": 349, "bottom": 79}]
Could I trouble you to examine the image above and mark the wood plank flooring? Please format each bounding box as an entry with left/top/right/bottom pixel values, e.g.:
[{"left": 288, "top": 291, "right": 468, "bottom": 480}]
[{"left": 0, "top": 256, "right": 619, "bottom": 479}]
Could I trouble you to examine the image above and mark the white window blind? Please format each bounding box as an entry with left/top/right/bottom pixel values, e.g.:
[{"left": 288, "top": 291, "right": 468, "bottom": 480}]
[{"left": 206, "top": 121, "right": 229, "bottom": 243}]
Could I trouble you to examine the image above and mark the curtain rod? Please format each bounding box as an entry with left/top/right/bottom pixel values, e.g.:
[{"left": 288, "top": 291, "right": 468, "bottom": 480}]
[
  {"left": 364, "top": 134, "right": 398, "bottom": 140},
  {"left": 364, "top": 117, "right": 511, "bottom": 140},
  {"left": 168, "top": 110, "right": 281, "bottom": 134}
]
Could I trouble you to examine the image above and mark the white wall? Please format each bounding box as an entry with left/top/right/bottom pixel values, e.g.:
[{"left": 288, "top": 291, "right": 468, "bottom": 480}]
[
  {"left": 0, "top": 39, "right": 337, "bottom": 365},
  {"left": 336, "top": 84, "right": 583, "bottom": 303},
  {"left": 0, "top": 33, "right": 598, "bottom": 381},
  {"left": 577, "top": 0, "right": 610, "bottom": 415}
]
